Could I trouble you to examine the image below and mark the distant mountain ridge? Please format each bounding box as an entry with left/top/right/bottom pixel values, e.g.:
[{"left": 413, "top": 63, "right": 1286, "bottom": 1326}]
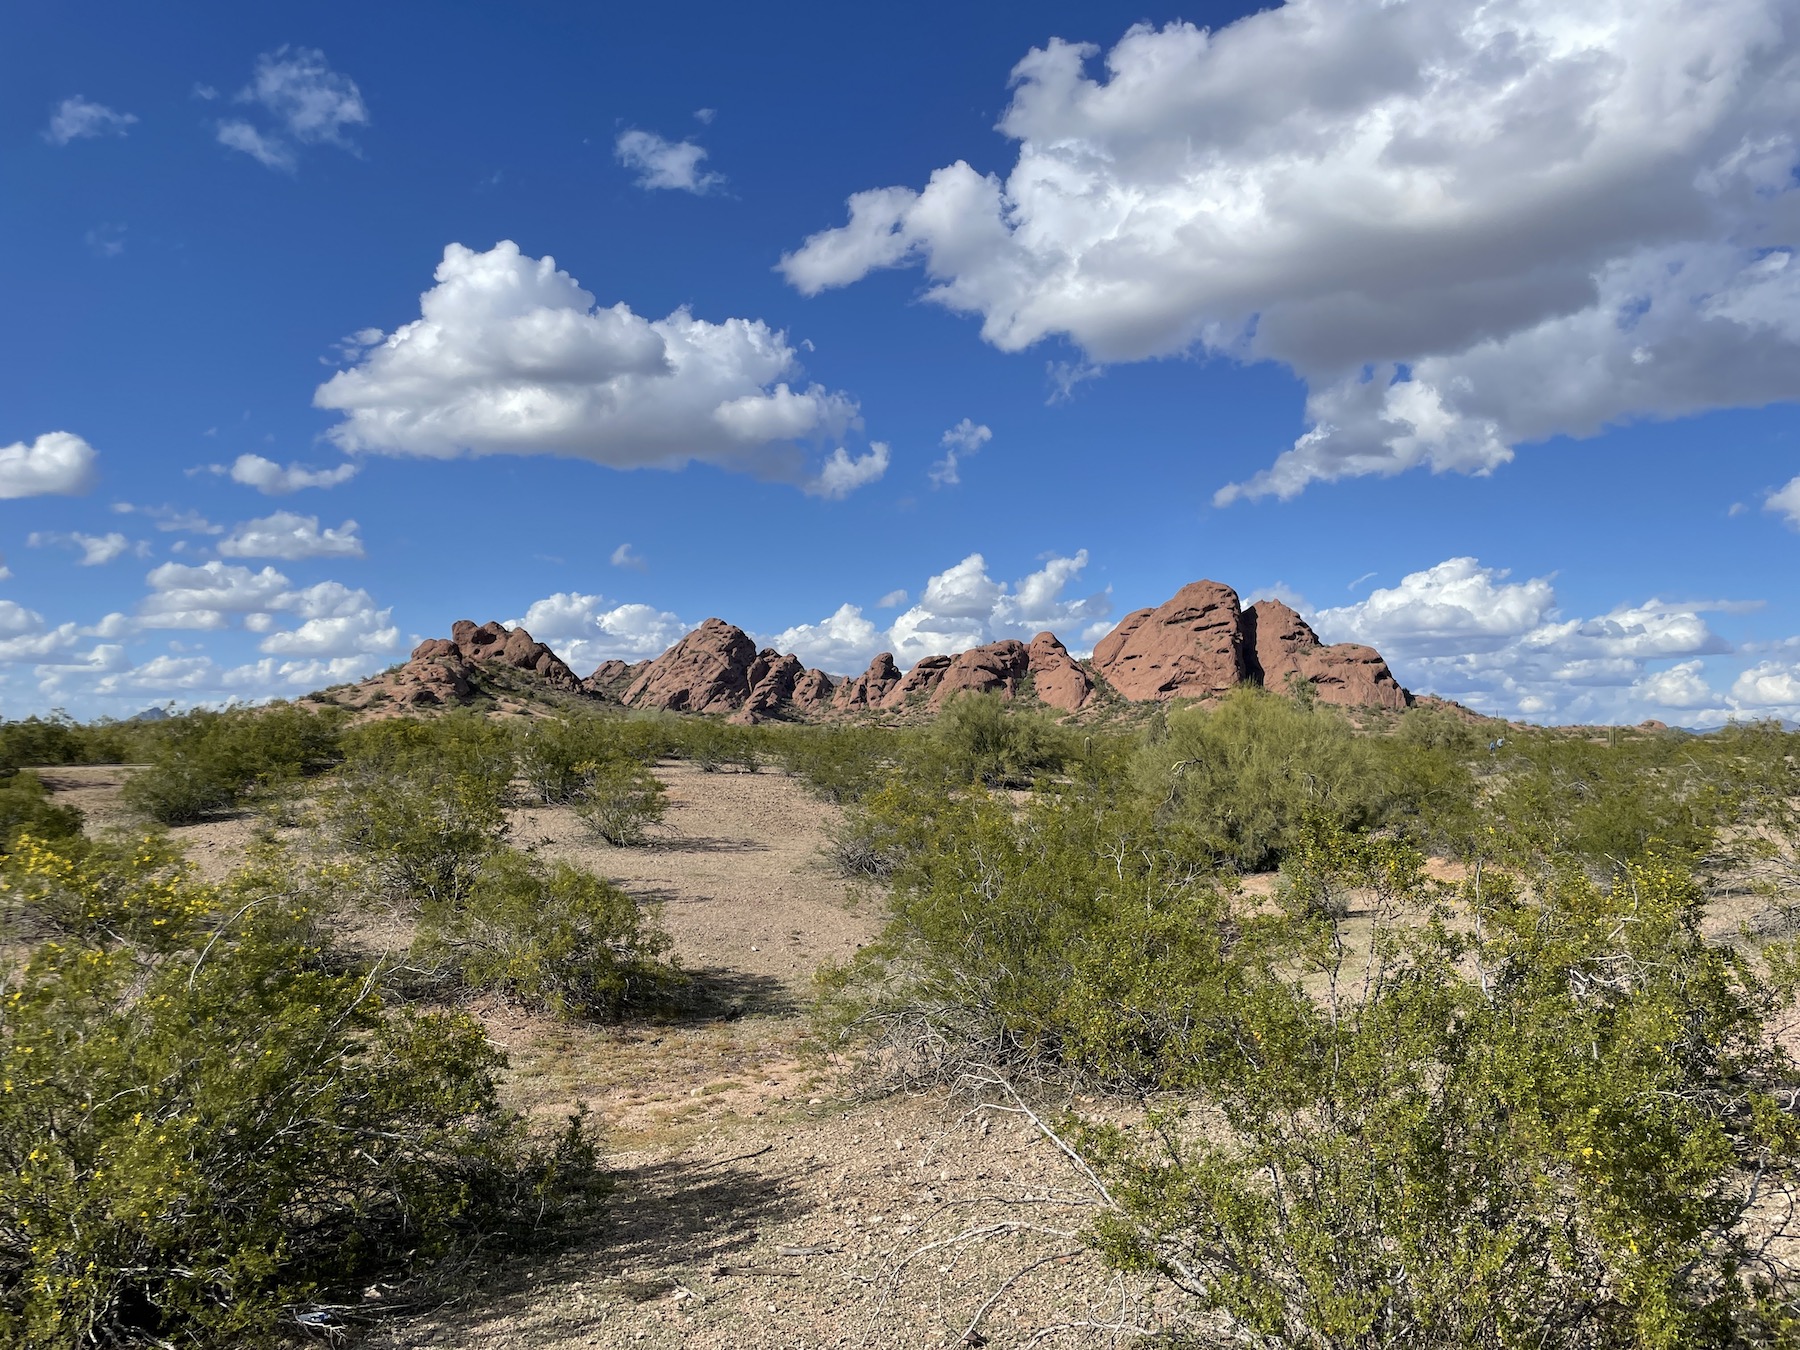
[{"left": 330, "top": 579, "right": 1410, "bottom": 720}]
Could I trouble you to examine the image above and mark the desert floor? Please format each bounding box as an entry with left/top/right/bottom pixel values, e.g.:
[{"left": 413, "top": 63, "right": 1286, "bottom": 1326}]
[{"left": 40, "top": 763, "right": 1179, "bottom": 1350}]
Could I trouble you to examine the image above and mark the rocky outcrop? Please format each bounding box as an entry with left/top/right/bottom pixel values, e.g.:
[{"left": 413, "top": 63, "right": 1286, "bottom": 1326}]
[
  {"left": 584, "top": 658, "right": 649, "bottom": 699},
  {"left": 1025, "top": 632, "right": 1093, "bottom": 712},
  {"left": 832, "top": 653, "right": 902, "bottom": 711},
  {"left": 732, "top": 649, "right": 806, "bottom": 724},
  {"left": 1243, "top": 600, "right": 1409, "bottom": 711},
  {"left": 623, "top": 618, "right": 758, "bottom": 715},
  {"left": 929, "top": 640, "right": 1030, "bottom": 708},
  {"left": 883, "top": 655, "right": 953, "bottom": 709},
  {"left": 432, "top": 619, "right": 583, "bottom": 692},
  {"left": 1090, "top": 581, "right": 1252, "bottom": 702},
  {"left": 791, "top": 667, "right": 835, "bottom": 712}
]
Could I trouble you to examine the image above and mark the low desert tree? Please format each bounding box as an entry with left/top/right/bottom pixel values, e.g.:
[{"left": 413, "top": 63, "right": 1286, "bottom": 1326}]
[
  {"left": 919, "top": 691, "right": 1075, "bottom": 789},
  {"left": 121, "top": 704, "right": 345, "bottom": 826},
  {"left": 0, "top": 832, "right": 604, "bottom": 1347}
]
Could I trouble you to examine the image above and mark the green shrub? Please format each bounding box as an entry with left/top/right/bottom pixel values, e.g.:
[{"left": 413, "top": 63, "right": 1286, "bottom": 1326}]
[
  {"left": 770, "top": 725, "right": 891, "bottom": 804},
  {"left": 415, "top": 849, "right": 679, "bottom": 1018},
  {"left": 571, "top": 759, "right": 667, "bottom": 846},
  {"left": 0, "top": 713, "right": 134, "bottom": 772},
  {"left": 0, "top": 833, "right": 605, "bottom": 1347},
  {"left": 121, "top": 705, "right": 345, "bottom": 825},
  {"left": 517, "top": 714, "right": 654, "bottom": 805},
  {"left": 920, "top": 691, "right": 1074, "bottom": 788},
  {"left": 1081, "top": 846, "right": 1800, "bottom": 1349},
  {"left": 0, "top": 771, "right": 83, "bottom": 852}
]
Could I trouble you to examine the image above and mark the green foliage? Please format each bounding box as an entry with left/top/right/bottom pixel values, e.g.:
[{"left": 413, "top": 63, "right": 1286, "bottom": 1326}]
[
  {"left": 120, "top": 704, "right": 345, "bottom": 825},
  {"left": 0, "top": 833, "right": 605, "bottom": 1347},
  {"left": 0, "top": 773, "right": 83, "bottom": 852},
  {"left": 1135, "top": 688, "right": 1373, "bottom": 871},
  {"left": 517, "top": 714, "right": 657, "bottom": 805},
  {"left": 770, "top": 725, "right": 892, "bottom": 804},
  {"left": 1082, "top": 847, "right": 1800, "bottom": 1348},
  {"left": 919, "top": 691, "right": 1075, "bottom": 789},
  {"left": 571, "top": 759, "right": 667, "bottom": 846},
  {"left": 0, "top": 714, "right": 134, "bottom": 774},
  {"left": 414, "top": 848, "right": 679, "bottom": 1018}
]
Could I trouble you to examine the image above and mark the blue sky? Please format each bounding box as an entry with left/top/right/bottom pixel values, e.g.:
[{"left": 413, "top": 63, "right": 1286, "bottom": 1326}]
[{"left": 4, "top": 0, "right": 1799, "bottom": 725}]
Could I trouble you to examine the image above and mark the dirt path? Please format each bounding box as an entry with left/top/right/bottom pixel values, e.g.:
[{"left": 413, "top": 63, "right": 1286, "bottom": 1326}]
[{"left": 42, "top": 761, "right": 1176, "bottom": 1350}]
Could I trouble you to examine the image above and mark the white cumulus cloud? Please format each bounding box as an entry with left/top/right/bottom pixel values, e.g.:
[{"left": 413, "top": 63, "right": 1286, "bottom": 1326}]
[
  {"left": 509, "top": 592, "right": 690, "bottom": 669},
  {"left": 1768, "top": 474, "right": 1800, "bottom": 528},
  {"left": 44, "top": 96, "right": 137, "bottom": 146},
  {"left": 782, "top": 3, "right": 1800, "bottom": 503},
  {"left": 0, "top": 432, "right": 98, "bottom": 499},
  {"left": 219, "top": 511, "right": 364, "bottom": 561},
  {"left": 808, "top": 442, "right": 889, "bottom": 499},
  {"left": 226, "top": 453, "right": 360, "bottom": 494},
  {"left": 26, "top": 531, "right": 133, "bottom": 566},
  {"left": 314, "top": 241, "right": 865, "bottom": 489},
  {"left": 615, "top": 129, "right": 723, "bottom": 194},
  {"left": 774, "top": 550, "right": 1110, "bottom": 671}
]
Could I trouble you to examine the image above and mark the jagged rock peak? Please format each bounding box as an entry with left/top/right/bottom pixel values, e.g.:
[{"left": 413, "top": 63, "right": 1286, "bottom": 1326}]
[{"left": 623, "top": 618, "right": 758, "bottom": 715}]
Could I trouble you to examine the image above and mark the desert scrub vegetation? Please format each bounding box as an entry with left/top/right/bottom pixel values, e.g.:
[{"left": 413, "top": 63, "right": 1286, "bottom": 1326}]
[
  {"left": 119, "top": 704, "right": 347, "bottom": 826},
  {"left": 0, "top": 830, "right": 605, "bottom": 1347},
  {"left": 821, "top": 697, "right": 1800, "bottom": 1345}
]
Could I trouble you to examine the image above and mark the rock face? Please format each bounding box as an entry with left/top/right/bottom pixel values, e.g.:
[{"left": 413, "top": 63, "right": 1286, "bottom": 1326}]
[
  {"left": 733, "top": 649, "right": 805, "bottom": 724},
  {"left": 584, "top": 658, "right": 648, "bottom": 699},
  {"left": 929, "top": 640, "right": 1030, "bottom": 708},
  {"left": 883, "top": 655, "right": 953, "bottom": 709},
  {"left": 1026, "top": 632, "right": 1093, "bottom": 712},
  {"left": 832, "top": 653, "right": 902, "bottom": 711},
  {"left": 790, "top": 666, "right": 835, "bottom": 712},
  {"left": 1090, "top": 580, "right": 1252, "bottom": 702},
  {"left": 431, "top": 619, "right": 584, "bottom": 692},
  {"left": 1243, "top": 600, "right": 1409, "bottom": 711},
  {"left": 623, "top": 618, "right": 757, "bottom": 715}
]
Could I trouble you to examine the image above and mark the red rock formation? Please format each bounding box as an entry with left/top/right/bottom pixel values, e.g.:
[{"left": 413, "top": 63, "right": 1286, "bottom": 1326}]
[
  {"left": 790, "top": 667, "right": 835, "bottom": 711},
  {"left": 882, "top": 654, "right": 953, "bottom": 709},
  {"left": 733, "top": 649, "right": 805, "bottom": 723},
  {"left": 438, "top": 619, "right": 584, "bottom": 692},
  {"left": 623, "top": 618, "right": 757, "bottom": 714},
  {"left": 832, "top": 653, "right": 901, "bottom": 710},
  {"left": 1090, "top": 580, "right": 1252, "bottom": 701},
  {"left": 929, "top": 640, "right": 1030, "bottom": 708},
  {"left": 1025, "top": 631, "right": 1093, "bottom": 712},
  {"left": 583, "top": 658, "right": 649, "bottom": 700},
  {"left": 1244, "top": 600, "right": 1409, "bottom": 711}
]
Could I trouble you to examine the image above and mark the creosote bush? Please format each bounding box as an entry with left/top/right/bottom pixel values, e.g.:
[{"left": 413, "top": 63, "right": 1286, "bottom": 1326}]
[
  {"left": 0, "top": 832, "right": 605, "bottom": 1347},
  {"left": 414, "top": 848, "right": 679, "bottom": 1018},
  {"left": 120, "top": 704, "right": 345, "bottom": 826},
  {"left": 571, "top": 759, "right": 667, "bottom": 846}
]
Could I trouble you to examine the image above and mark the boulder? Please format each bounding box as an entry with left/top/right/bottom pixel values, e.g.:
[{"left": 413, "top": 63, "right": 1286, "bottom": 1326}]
[
  {"left": 583, "top": 658, "right": 648, "bottom": 700},
  {"left": 882, "top": 654, "right": 953, "bottom": 709},
  {"left": 832, "top": 653, "right": 902, "bottom": 710},
  {"left": 929, "top": 640, "right": 1030, "bottom": 708},
  {"left": 1090, "top": 580, "right": 1252, "bottom": 701},
  {"left": 1025, "top": 631, "right": 1093, "bottom": 712},
  {"left": 733, "top": 649, "right": 805, "bottom": 723},
  {"left": 1244, "top": 600, "right": 1409, "bottom": 711},
  {"left": 791, "top": 667, "right": 835, "bottom": 711},
  {"left": 623, "top": 618, "right": 758, "bottom": 714}
]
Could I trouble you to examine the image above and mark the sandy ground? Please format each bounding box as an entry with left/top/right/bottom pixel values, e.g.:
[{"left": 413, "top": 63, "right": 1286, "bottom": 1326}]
[{"left": 42, "top": 762, "right": 1179, "bottom": 1350}]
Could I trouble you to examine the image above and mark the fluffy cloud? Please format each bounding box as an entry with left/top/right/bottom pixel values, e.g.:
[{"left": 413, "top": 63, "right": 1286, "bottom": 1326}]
[
  {"left": 225, "top": 454, "right": 360, "bottom": 494},
  {"left": 615, "top": 129, "right": 723, "bottom": 194},
  {"left": 930, "top": 418, "right": 992, "bottom": 487},
  {"left": 258, "top": 582, "right": 398, "bottom": 657},
  {"left": 1732, "top": 661, "right": 1800, "bottom": 710},
  {"left": 219, "top": 511, "right": 364, "bottom": 560},
  {"left": 808, "top": 443, "right": 889, "bottom": 499},
  {"left": 782, "top": 3, "right": 1800, "bottom": 501},
  {"left": 773, "top": 550, "right": 1110, "bottom": 671},
  {"left": 0, "top": 432, "right": 98, "bottom": 498},
  {"left": 314, "top": 242, "right": 867, "bottom": 490},
  {"left": 27, "top": 531, "right": 133, "bottom": 566},
  {"left": 44, "top": 96, "right": 137, "bottom": 145},
  {"left": 509, "top": 592, "right": 690, "bottom": 670},
  {"left": 218, "top": 46, "right": 367, "bottom": 171},
  {"left": 1768, "top": 475, "right": 1800, "bottom": 528},
  {"left": 1311, "top": 557, "right": 1751, "bottom": 721},
  {"left": 137, "top": 561, "right": 293, "bottom": 630},
  {"left": 610, "top": 542, "right": 646, "bottom": 571}
]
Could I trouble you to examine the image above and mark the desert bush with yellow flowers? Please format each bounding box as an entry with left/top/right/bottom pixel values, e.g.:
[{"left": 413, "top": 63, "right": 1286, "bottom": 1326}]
[{"left": 0, "top": 832, "right": 604, "bottom": 1347}]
